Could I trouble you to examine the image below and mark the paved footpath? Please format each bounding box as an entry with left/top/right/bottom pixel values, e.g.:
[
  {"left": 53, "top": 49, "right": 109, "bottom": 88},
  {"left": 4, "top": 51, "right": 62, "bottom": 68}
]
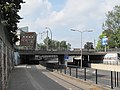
[
  {"left": 7, "top": 65, "right": 110, "bottom": 90},
  {"left": 7, "top": 65, "right": 67, "bottom": 90}
]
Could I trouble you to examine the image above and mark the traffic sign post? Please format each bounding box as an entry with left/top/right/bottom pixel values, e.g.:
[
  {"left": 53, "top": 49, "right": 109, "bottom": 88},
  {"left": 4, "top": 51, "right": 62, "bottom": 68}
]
[
  {"left": 64, "top": 55, "right": 69, "bottom": 67},
  {"left": 102, "top": 36, "right": 108, "bottom": 52}
]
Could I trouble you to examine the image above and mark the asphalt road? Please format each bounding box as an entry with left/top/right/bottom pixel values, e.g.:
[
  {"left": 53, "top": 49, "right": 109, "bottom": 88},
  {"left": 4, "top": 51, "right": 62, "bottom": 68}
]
[{"left": 8, "top": 65, "right": 67, "bottom": 90}]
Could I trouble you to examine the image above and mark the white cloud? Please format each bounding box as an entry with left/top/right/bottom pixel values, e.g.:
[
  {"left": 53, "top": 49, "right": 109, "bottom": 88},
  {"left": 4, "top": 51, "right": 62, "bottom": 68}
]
[
  {"left": 19, "top": 0, "right": 120, "bottom": 29},
  {"left": 19, "top": 0, "right": 52, "bottom": 16},
  {"left": 18, "top": 0, "right": 120, "bottom": 47}
]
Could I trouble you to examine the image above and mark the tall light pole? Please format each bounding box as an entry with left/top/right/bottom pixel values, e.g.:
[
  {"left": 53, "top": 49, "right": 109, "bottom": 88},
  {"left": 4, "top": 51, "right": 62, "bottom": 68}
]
[
  {"left": 36, "top": 31, "right": 46, "bottom": 50},
  {"left": 45, "top": 27, "right": 52, "bottom": 51},
  {"left": 71, "top": 29, "right": 93, "bottom": 68}
]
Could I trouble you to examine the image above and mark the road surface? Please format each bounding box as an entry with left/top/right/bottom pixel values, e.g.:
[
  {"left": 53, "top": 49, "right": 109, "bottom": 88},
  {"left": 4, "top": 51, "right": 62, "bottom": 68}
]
[{"left": 8, "top": 65, "right": 68, "bottom": 90}]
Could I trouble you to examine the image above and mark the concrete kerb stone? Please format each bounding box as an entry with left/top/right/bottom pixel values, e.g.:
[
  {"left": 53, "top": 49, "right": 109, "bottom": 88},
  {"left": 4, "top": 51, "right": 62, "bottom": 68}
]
[{"left": 37, "top": 65, "right": 110, "bottom": 90}]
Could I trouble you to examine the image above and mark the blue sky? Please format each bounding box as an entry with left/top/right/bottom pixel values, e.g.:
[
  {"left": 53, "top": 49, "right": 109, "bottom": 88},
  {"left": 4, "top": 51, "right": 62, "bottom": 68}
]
[{"left": 18, "top": 0, "right": 120, "bottom": 48}]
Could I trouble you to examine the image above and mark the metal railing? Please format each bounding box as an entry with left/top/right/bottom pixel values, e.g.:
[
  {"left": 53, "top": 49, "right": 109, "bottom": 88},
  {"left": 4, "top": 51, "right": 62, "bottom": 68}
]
[{"left": 45, "top": 64, "right": 120, "bottom": 89}]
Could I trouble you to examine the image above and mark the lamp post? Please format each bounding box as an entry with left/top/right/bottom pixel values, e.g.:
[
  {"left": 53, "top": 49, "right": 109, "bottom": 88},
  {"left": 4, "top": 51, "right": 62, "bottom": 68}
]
[
  {"left": 71, "top": 29, "right": 93, "bottom": 68},
  {"left": 36, "top": 31, "right": 46, "bottom": 50},
  {"left": 45, "top": 27, "right": 52, "bottom": 51}
]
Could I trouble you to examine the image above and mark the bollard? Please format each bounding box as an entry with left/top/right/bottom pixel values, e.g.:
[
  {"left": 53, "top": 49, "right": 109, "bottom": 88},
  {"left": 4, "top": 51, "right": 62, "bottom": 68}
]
[
  {"left": 114, "top": 71, "right": 116, "bottom": 87},
  {"left": 57, "top": 65, "right": 58, "bottom": 72},
  {"left": 84, "top": 68, "right": 86, "bottom": 81},
  {"left": 64, "top": 67, "right": 66, "bottom": 74},
  {"left": 76, "top": 68, "right": 78, "bottom": 78},
  {"left": 70, "top": 67, "right": 71, "bottom": 76},
  {"left": 117, "top": 72, "right": 119, "bottom": 87},
  {"left": 111, "top": 71, "right": 113, "bottom": 89},
  {"left": 96, "top": 69, "right": 97, "bottom": 84},
  {"left": 60, "top": 66, "right": 62, "bottom": 73}
]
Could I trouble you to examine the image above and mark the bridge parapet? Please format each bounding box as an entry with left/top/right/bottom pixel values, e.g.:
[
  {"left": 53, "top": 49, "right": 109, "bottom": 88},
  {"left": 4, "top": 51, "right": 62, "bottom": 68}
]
[{"left": 18, "top": 50, "right": 106, "bottom": 55}]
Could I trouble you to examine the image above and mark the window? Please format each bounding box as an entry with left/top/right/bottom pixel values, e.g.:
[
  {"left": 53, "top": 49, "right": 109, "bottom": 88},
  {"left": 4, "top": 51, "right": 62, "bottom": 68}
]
[
  {"left": 31, "top": 36, "right": 34, "bottom": 38},
  {"left": 31, "top": 41, "right": 33, "bottom": 43}
]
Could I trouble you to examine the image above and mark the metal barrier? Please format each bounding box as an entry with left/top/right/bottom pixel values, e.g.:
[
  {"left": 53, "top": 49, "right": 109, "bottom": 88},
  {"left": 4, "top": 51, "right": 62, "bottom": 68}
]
[{"left": 51, "top": 65, "right": 120, "bottom": 89}]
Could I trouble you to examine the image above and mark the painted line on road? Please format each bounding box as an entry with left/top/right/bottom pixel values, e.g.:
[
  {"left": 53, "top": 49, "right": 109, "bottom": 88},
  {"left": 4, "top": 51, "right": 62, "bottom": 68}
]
[{"left": 25, "top": 68, "right": 45, "bottom": 90}]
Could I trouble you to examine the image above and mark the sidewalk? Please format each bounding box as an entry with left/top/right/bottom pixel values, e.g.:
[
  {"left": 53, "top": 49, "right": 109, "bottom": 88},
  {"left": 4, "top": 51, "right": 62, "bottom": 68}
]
[{"left": 7, "top": 65, "right": 36, "bottom": 90}]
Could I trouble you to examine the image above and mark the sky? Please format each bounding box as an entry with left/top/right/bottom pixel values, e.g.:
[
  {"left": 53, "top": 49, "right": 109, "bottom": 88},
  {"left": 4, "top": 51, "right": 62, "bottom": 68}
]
[{"left": 18, "top": 0, "right": 120, "bottom": 49}]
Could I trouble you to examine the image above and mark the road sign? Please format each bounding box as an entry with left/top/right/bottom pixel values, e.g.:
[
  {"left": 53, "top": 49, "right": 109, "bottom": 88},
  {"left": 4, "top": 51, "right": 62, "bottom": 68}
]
[
  {"left": 102, "top": 36, "right": 108, "bottom": 46},
  {"left": 64, "top": 55, "right": 69, "bottom": 61}
]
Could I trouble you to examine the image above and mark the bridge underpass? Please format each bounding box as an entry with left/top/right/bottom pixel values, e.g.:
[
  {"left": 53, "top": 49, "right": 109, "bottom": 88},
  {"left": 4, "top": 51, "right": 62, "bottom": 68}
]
[{"left": 18, "top": 50, "right": 106, "bottom": 67}]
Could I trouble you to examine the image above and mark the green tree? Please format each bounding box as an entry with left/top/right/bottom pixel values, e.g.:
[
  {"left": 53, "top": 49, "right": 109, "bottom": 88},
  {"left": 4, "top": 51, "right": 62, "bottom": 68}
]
[
  {"left": 96, "top": 5, "right": 120, "bottom": 50},
  {"left": 84, "top": 42, "right": 94, "bottom": 50},
  {"left": 52, "top": 40, "right": 60, "bottom": 50},
  {"left": 37, "top": 43, "right": 46, "bottom": 50},
  {"left": 67, "top": 43, "right": 71, "bottom": 50},
  {"left": 38, "top": 37, "right": 71, "bottom": 51},
  {"left": 0, "top": 0, "right": 24, "bottom": 44},
  {"left": 60, "top": 41, "right": 67, "bottom": 50}
]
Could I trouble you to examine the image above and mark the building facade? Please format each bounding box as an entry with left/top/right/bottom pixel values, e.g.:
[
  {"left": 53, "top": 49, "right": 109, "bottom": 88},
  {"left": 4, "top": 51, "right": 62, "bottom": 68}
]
[
  {"left": 16, "top": 26, "right": 28, "bottom": 46},
  {"left": 16, "top": 27, "right": 37, "bottom": 50},
  {"left": 20, "top": 32, "right": 37, "bottom": 50}
]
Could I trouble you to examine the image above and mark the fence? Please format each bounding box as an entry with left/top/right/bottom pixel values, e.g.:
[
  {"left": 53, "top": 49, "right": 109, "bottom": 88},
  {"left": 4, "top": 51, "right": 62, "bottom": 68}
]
[
  {"left": 46, "top": 64, "right": 120, "bottom": 89},
  {"left": 0, "top": 38, "right": 14, "bottom": 90}
]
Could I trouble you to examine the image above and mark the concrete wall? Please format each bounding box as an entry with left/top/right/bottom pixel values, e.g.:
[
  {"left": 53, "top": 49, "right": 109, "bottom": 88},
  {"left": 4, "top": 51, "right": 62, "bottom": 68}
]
[
  {"left": 0, "top": 23, "right": 14, "bottom": 90},
  {"left": 91, "top": 64, "right": 120, "bottom": 72}
]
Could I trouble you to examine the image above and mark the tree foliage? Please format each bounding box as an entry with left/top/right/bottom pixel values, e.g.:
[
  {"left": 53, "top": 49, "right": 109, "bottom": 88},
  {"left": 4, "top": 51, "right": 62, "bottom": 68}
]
[
  {"left": 96, "top": 5, "right": 120, "bottom": 50},
  {"left": 84, "top": 42, "right": 94, "bottom": 50},
  {"left": 0, "top": 0, "right": 24, "bottom": 44},
  {"left": 38, "top": 37, "right": 71, "bottom": 51}
]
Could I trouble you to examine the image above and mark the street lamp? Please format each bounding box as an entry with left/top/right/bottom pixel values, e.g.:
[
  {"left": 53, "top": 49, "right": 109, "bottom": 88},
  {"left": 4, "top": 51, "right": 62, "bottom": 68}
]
[
  {"left": 36, "top": 31, "right": 46, "bottom": 50},
  {"left": 45, "top": 27, "right": 52, "bottom": 51},
  {"left": 71, "top": 29, "right": 93, "bottom": 68}
]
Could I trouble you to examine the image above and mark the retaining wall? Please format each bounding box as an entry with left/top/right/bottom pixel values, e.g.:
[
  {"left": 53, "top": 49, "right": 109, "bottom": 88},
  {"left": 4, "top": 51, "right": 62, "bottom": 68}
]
[{"left": 0, "top": 24, "right": 14, "bottom": 90}]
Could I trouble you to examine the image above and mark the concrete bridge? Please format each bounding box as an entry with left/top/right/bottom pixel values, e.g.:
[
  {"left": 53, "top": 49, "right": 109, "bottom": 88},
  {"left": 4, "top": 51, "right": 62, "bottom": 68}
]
[
  {"left": 18, "top": 50, "right": 106, "bottom": 66},
  {"left": 19, "top": 50, "right": 106, "bottom": 55}
]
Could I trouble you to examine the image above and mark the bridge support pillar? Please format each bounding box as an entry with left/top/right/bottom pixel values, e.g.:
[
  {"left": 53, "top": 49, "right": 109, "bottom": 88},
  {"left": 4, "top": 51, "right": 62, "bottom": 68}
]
[{"left": 58, "top": 55, "right": 65, "bottom": 64}]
